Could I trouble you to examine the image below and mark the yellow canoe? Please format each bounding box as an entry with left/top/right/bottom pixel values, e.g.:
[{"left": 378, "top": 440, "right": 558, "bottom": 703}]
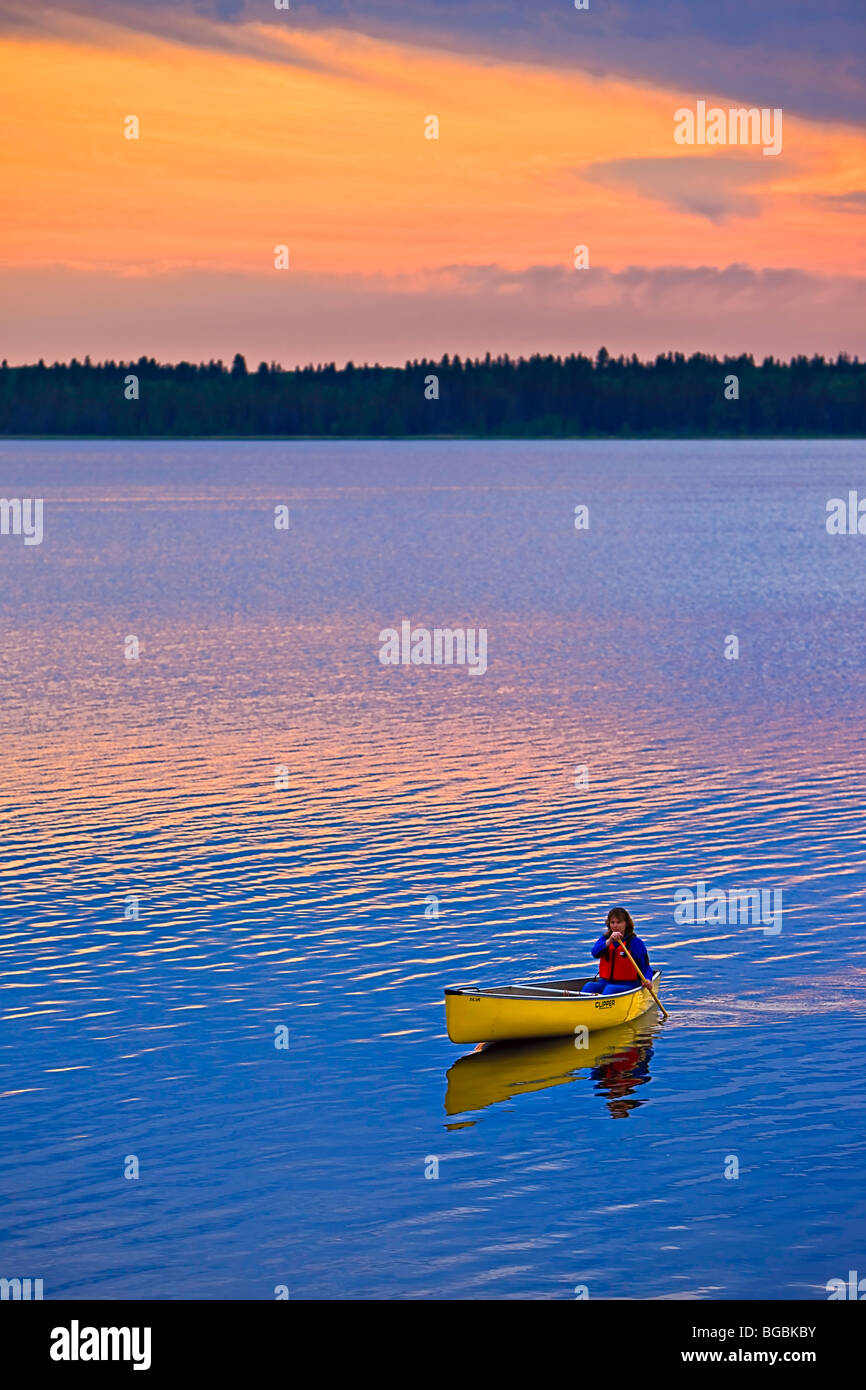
[{"left": 444, "top": 972, "right": 661, "bottom": 1044}]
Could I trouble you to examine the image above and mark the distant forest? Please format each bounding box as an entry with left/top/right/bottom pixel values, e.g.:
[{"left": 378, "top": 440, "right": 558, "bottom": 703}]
[{"left": 1, "top": 350, "right": 864, "bottom": 437}]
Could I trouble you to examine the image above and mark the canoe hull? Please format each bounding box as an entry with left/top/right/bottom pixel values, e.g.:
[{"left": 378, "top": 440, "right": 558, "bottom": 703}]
[{"left": 445, "top": 974, "right": 661, "bottom": 1044}]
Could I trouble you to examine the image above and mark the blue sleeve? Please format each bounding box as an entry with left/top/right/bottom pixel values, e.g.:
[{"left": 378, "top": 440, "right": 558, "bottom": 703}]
[
  {"left": 631, "top": 939, "right": 651, "bottom": 978},
  {"left": 591, "top": 934, "right": 609, "bottom": 959}
]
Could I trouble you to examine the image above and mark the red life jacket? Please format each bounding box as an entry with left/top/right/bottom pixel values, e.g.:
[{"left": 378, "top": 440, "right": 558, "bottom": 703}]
[{"left": 599, "top": 940, "right": 641, "bottom": 983}]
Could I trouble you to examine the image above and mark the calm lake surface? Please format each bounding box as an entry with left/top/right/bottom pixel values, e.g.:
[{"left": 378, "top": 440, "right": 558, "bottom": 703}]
[{"left": 1, "top": 439, "right": 865, "bottom": 1301}]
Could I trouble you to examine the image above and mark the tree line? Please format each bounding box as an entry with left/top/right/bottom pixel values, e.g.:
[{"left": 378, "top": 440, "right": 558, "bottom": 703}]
[{"left": 1, "top": 349, "right": 863, "bottom": 436}]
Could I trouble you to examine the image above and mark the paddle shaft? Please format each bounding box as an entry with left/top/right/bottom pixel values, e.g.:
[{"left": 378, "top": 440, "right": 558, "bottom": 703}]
[{"left": 612, "top": 936, "right": 669, "bottom": 1019}]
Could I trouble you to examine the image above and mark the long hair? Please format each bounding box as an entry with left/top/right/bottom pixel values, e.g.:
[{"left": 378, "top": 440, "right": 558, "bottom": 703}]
[{"left": 605, "top": 907, "right": 636, "bottom": 941}]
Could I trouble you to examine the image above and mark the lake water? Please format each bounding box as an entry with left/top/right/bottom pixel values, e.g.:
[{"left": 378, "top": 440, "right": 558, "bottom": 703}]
[{"left": 1, "top": 439, "right": 864, "bottom": 1301}]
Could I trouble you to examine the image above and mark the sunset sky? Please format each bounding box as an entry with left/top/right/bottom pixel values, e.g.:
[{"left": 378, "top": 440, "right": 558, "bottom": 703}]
[{"left": 2, "top": 0, "right": 864, "bottom": 364}]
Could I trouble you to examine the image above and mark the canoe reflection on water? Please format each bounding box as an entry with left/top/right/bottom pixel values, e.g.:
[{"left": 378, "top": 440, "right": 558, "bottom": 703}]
[{"left": 444, "top": 1016, "right": 661, "bottom": 1125}]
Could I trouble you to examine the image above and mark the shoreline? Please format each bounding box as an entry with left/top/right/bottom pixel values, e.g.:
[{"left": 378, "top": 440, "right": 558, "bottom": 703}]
[{"left": 2, "top": 433, "right": 864, "bottom": 443}]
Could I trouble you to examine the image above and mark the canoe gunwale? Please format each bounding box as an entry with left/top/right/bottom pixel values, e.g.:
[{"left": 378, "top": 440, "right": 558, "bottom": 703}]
[{"left": 445, "top": 971, "right": 659, "bottom": 1003}]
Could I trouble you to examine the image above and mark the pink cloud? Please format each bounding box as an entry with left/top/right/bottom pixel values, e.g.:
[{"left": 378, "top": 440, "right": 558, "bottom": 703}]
[{"left": 3, "top": 263, "right": 864, "bottom": 366}]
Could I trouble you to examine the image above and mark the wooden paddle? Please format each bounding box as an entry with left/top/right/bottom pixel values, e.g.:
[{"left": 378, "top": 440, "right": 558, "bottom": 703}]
[{"left": 613, "top": 937, "right": 669, "bottom": 1020}]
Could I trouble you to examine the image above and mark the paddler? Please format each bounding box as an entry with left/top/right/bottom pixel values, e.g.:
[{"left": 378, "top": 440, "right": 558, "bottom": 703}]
[{"left": 581, "top": 908, "right": 653, "bottom": 995}]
